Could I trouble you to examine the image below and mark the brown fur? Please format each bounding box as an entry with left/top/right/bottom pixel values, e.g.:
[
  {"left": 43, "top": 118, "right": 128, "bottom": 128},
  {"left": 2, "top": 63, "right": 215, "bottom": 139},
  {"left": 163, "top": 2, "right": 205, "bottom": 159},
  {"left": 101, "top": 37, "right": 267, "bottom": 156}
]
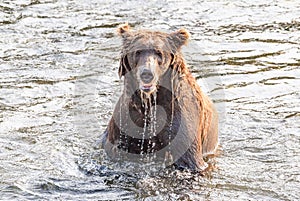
[{"left": 102, "top": 23, "right": 218, "bottom": 171}]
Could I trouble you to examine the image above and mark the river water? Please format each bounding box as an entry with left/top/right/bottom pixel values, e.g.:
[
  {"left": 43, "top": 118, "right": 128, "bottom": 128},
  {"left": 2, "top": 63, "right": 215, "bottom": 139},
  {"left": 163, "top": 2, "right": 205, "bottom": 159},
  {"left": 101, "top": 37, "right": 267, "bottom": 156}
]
[{"left": 0, "top": 0, "right": 299, "bottom": 200}]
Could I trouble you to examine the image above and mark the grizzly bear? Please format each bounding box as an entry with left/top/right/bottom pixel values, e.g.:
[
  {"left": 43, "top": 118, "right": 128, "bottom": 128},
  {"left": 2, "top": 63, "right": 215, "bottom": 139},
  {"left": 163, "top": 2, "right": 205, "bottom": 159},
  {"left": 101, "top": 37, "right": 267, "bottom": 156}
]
[{"left": 101, "top": 23, "right": 218, "bottom": 171}]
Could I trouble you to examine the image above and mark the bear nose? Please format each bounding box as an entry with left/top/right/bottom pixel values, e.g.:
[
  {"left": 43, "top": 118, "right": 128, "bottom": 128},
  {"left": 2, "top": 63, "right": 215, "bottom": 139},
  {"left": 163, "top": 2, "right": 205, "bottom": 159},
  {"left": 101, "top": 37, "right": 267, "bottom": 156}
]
[{"left": 140, "top": 69, "right": 154, "bottom": 83}]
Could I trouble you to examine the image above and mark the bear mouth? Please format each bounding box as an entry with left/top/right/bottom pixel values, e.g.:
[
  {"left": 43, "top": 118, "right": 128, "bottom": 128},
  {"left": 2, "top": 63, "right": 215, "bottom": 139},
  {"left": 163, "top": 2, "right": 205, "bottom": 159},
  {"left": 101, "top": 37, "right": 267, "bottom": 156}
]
[{"left": 140, "top": 83, "right": 156, "bottom": 93}]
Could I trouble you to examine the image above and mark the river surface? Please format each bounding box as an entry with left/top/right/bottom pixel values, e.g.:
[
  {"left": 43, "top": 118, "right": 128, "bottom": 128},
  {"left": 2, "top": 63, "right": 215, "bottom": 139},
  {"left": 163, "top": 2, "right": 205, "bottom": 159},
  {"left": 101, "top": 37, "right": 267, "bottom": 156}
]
[{"left": 1, "top": 0, "right": 299, "bottom": 200}]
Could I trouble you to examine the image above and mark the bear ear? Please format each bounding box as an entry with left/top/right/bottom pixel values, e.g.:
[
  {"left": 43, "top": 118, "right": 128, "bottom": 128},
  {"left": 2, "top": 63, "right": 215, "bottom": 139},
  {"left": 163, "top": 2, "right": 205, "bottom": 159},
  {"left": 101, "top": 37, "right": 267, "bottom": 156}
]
[
  {"left": 117, "top": 23, "right": 131, "bottom": 38},
  {"left": 169, "top": 28, "right": 190, "bottom": 50}
]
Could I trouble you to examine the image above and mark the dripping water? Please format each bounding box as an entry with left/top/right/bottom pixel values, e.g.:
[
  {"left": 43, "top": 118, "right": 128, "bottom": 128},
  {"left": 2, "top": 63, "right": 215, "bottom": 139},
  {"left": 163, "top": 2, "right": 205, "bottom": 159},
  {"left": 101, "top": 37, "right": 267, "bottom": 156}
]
[
  {"left": 147, "top": 92, "right": 157, "bottom": 162},
  {"left": 164, "top": 68, "right": 176, "bottom": 164},
  {"left": 151, "top": 92, "right": 157, "bottom": 154},
  {"left": 138, "top": 91, "right": 158, "bottom": 161},
  {"left": 169, "top": 69, "right": 175, "bottom": 142},
  {"left": 118, "top": 80, "right": 123, "bottom": 152},
  {"left": 140, "top": 92, "right": 149, "bottom": 156}
]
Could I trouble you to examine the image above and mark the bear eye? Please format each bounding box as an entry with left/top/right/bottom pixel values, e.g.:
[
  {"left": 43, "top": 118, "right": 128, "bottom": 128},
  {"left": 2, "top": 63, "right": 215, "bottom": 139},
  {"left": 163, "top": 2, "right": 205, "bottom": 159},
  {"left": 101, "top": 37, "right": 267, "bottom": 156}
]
[
  {"left": 155, "top": 50, "right": 162, "bottom": 59},
  {"left": 154, "top": 50, "right": 163, "bottom": 65},
  {"left": 135, "top": 50, "right": 143, "bottom": 64},
  {"left": 135, "top": 50, "right": 142, "bottom": 56}
]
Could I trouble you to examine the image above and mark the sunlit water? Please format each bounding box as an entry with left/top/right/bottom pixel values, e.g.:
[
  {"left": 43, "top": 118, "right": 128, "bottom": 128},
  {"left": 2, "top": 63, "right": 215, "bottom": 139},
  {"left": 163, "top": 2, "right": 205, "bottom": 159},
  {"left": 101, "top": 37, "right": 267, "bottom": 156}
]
[{"left": 1, "top": 0, "right": 299, "bottom": 200}]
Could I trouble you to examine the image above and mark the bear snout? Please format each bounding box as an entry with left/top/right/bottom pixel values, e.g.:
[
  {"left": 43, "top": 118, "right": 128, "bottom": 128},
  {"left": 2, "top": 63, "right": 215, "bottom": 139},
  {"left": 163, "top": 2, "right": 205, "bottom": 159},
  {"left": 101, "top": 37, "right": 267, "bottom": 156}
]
[{"left": 140, "top": 69, "right": 154, "bottom": 84}]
